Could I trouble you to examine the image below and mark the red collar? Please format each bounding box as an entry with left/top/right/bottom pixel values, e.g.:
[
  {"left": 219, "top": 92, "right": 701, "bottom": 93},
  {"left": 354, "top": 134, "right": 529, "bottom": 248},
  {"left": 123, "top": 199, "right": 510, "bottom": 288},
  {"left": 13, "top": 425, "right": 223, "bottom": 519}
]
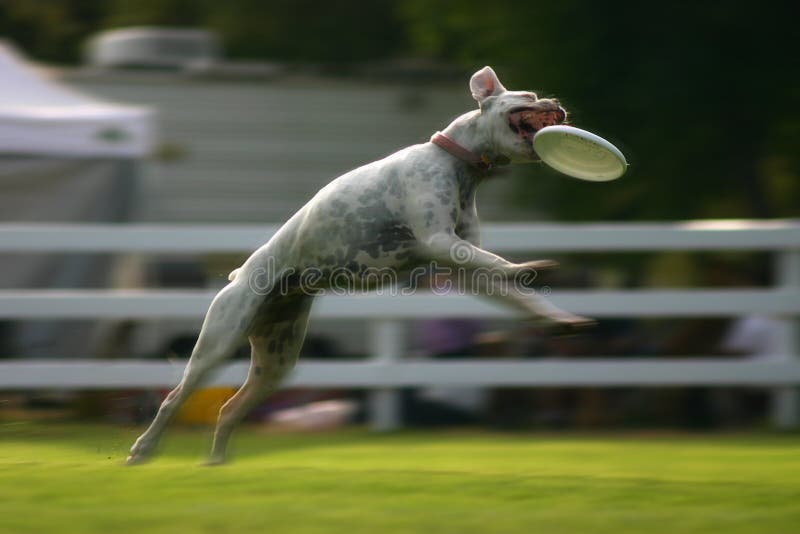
[{"left": 430, "top": 131, "right": 509, "bottom": 172}]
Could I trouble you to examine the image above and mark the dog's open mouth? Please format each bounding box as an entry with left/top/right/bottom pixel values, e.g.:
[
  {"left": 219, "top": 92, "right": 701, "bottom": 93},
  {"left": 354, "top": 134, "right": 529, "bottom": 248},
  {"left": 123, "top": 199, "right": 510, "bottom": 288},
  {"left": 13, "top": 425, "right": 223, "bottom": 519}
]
[{"left": 508, "top": 104, "right": 566, "bottom": 143}]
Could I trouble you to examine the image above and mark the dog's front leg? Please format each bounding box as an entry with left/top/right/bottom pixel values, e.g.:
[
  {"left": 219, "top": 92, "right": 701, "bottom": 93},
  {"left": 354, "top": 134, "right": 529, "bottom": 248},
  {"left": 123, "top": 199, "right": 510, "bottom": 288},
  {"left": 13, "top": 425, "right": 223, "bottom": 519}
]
[
  {"left": 418, "top": 230, "right": 591, "bottom": 327},
  {"left": 410, "top": 192, "right": 591, "bottom": 327},
  {"left": 483, "top": 278, "right": 595, "bottom": 328},
  {"left": 408, "top": 192, "right": 589, "bottom": 327},
  {"left": 418, "top": 229, "right": 555, "bottom": 277}
]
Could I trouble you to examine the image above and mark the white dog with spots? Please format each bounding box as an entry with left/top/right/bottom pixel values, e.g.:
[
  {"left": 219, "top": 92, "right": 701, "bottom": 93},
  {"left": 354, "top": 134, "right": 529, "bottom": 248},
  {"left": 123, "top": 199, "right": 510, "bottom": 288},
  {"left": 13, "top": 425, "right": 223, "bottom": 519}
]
[{"left": 127, "top": 66, "right": 593, "bottom": 465}]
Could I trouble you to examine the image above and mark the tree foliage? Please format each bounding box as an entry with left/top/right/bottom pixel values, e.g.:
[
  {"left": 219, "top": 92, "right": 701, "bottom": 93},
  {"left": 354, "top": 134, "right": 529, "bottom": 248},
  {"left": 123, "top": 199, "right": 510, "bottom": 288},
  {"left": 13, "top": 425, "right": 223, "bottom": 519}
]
[
  {"left": 0, "top": 0, "right": 406, "bottom": 64},
  {"left": 399, "top": 0, "right": 799, "bottom": 220}
]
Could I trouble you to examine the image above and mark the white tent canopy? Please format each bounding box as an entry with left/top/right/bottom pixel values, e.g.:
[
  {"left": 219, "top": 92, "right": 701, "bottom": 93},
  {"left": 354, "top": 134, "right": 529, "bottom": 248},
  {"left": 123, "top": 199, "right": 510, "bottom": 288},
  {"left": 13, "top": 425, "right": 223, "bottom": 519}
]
[
  {"left": 0, "top": 41, "right": 153, "bottom": 157},
  {"left": 0, "top": 41, "right": 155, "bottom": 359}
]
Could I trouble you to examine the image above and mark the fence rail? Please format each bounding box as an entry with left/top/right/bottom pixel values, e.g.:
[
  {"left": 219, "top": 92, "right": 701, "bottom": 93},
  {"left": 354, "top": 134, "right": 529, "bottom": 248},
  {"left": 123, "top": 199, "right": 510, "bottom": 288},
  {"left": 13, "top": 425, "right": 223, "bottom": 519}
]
[
  {"left": 3, "top": 359, "right": 800, "bottom": 389},
  {"left": 1, "top": 220, "right": 798, "bottom": 252},
  {"left": 1, "top": 289, "right": 799, "bottom": 319},
  {"left": 1, "top": 220, "right": 798, "bottom": 429}
]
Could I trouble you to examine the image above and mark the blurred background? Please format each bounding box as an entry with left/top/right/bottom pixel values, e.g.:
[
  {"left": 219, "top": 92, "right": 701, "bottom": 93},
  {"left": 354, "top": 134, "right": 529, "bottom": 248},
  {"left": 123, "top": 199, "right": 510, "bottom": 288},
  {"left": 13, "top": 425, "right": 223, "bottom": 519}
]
[{"left": 0, "top": 0, "right": 798, "bottom": 432}]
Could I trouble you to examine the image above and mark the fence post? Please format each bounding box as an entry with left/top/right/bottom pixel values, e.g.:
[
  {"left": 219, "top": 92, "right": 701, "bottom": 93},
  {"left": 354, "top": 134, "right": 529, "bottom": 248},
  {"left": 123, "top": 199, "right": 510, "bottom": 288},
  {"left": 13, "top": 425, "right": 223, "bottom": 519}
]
[
  {"left": 772, "top": 249, "right": 800, "bottom": 428},
  {"left": 368, "top": 319, "right": 403, "bottom": 431}
]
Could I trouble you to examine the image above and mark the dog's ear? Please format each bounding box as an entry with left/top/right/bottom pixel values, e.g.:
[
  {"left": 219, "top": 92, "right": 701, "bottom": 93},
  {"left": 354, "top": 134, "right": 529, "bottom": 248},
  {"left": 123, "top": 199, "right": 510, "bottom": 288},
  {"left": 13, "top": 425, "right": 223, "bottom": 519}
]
[{"left": 470, "top": 66, "right": 506, "bottom": 104}]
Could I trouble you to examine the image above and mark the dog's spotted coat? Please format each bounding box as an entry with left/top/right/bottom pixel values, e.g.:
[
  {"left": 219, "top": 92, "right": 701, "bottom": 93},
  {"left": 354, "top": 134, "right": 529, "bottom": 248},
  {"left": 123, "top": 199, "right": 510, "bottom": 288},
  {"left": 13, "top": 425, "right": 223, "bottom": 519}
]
[{"left": 127, "top": 66, "right": 592, "bottom": 465}]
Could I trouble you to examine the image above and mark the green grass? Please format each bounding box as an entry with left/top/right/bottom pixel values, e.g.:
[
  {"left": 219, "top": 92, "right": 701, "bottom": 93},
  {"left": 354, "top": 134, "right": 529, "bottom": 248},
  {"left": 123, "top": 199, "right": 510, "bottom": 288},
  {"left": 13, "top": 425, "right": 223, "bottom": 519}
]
[{"left": 0, "top": 423, "right": 798, "bottom": 533}]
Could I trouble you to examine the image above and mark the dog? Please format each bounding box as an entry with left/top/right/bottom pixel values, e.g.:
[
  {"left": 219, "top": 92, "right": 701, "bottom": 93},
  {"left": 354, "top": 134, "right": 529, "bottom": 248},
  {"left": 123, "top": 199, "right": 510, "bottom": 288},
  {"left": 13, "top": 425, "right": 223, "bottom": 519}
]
[{"left": 126, "top": 66, "right": 593, "bottom": 465}]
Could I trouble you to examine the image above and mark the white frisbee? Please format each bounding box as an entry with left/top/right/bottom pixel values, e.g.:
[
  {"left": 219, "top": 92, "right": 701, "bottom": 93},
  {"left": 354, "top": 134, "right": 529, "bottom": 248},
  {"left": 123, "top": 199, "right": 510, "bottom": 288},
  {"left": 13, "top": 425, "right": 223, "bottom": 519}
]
[{"left": 533, "top": 125, "right": 627, "bottom": 181}]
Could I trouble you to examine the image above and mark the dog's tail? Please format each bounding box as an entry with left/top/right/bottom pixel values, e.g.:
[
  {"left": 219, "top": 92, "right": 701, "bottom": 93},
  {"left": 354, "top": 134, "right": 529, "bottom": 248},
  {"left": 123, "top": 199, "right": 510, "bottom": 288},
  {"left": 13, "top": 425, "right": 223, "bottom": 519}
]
[{"left": 227, "top": 268, "right": 241, "bottom": 281}]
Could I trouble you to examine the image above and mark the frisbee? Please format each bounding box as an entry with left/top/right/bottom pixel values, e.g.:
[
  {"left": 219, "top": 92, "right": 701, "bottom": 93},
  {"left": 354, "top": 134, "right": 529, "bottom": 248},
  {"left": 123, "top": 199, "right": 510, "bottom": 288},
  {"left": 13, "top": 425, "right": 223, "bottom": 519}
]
[{"left": 533, "top": 125, "right": 627, "bottom": 181}]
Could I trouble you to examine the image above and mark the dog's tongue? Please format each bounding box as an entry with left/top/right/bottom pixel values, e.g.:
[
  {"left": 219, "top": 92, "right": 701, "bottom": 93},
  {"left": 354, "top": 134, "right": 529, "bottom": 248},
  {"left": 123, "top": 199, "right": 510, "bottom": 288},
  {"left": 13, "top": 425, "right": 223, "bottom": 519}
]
[{"left": 531, "top": 110, "right": 565, "bottom": 130}]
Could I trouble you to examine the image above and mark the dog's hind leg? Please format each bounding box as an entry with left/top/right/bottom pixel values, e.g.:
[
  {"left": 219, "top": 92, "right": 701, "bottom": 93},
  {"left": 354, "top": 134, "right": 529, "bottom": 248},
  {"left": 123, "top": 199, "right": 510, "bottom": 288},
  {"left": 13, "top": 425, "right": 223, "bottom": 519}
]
[
  {"left": 207, "top": 293, "right": 314, "bottom": 465},
  {"left": 126, "top": 279, "right": 264, "bottom": 465}
]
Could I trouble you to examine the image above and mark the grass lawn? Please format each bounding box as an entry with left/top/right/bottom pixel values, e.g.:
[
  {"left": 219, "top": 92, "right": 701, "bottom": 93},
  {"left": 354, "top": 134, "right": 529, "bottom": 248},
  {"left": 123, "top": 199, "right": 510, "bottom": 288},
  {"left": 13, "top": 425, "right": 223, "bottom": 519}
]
[{"left": 0, "top": 422, "right": 798, "bottom": 533}]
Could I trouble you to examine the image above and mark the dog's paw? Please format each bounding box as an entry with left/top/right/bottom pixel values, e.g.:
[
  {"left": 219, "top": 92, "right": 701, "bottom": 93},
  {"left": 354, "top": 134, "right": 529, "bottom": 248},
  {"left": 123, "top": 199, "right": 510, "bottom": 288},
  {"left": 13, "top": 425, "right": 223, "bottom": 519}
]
[
  {"left": 547, "top": 315, "right": 597, "bottom": 336},
  {"left": 202, "top": 455, "right": 228, "bottom": 467},
  {"left": 124, "top": 454, "right": 150, "bottom": 466},
  {"left": 517, "top": 259, "right": 559, "bottom": 271}
]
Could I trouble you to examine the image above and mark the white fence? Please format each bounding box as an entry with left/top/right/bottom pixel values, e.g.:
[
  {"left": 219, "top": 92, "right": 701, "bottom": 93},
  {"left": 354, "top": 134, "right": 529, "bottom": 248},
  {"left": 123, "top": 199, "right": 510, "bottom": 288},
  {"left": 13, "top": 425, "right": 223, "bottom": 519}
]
[{"left": 0, "top": 220, "right": 798, "bottom": 429}]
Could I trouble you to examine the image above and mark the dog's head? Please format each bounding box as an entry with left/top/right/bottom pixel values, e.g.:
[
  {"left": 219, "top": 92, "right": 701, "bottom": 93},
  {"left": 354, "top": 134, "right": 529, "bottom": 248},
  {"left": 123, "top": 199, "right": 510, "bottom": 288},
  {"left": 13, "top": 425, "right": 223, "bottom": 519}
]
[{"left": 469, "top": 66, "right": 567, "bottom": 162}]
